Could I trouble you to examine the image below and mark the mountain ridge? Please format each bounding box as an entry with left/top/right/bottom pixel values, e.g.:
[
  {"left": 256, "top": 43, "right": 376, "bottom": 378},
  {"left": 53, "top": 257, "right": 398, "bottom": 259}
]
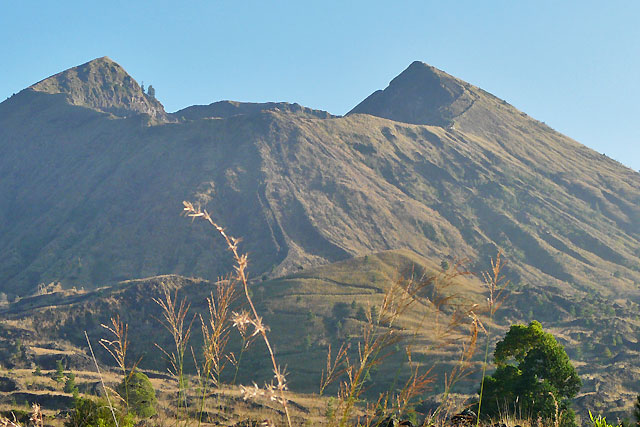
[
  {"left": 0, "top": 58, "right": 637, "bottom": 299},
  {"left": 26, "top": 56, "right": 168, "bottom": 121}
]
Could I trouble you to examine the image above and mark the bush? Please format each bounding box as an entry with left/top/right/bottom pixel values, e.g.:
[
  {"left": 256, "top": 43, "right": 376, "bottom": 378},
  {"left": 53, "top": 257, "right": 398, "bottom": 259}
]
[
  {"left": 589, "top": 410, "right": 617, "bottom": 427},
  {"left": 478, "top": 320, "right": 581, "bottom": 426},
  {"left": 65, "top": 396, "right": 133, "bottom": 427},
  {"left": 117, "top": 371, "right": 156, "bottom": 418}
]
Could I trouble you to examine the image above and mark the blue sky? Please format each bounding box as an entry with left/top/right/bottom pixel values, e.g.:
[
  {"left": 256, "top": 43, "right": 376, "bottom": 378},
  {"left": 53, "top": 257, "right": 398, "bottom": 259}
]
[{"left": 2, "top": 1, "right": 639, "bottom": 171}]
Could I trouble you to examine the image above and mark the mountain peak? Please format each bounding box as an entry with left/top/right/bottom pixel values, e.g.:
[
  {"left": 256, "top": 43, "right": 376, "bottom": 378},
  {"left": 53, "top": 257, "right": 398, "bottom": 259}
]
[
  {"left": 29, "top": 57, "right": 167, "bottom": 120},
  {"left": 348, "top": 61, "right": 474, "bottom": 126}
]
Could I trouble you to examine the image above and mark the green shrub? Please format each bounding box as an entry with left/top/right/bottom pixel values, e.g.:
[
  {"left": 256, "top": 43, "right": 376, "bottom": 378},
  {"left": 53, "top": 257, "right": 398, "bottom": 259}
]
[
  {"left": 64, "top": 396, "right": 133, "bottom": 427},
  {"left": 589, "top": 410, "right": 618, "bottom": 427},
  {"left": 117, "top": 371, "right": 156, "bottom": 418}
]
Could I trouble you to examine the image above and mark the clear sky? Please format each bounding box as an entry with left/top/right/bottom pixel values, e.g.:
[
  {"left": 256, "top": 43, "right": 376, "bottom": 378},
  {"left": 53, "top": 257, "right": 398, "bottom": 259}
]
[{"left": 2, "top": 1, "right": 639, "bottom": 171}]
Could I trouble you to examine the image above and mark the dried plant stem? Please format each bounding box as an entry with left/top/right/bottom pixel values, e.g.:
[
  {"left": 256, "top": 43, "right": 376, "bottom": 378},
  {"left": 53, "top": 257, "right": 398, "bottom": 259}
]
[
  {"left": 197, "top": 279, "right": 236, "bottom": 427},
  {"left": 232, "top": 341, "right": 245, "bottom": 385},
  {"left": 183, "top": 201, "right": 292, "bottom": 427},
  {"left": 85, "top": 331, "right": 120, "bottom": 427},
  {"left": 476, "top": 252, "right": 509, "bottom": 427},
  {"left": 100, "top": 316, "right": 140, "bottom": 413},
  {"left": 154, "top": 288, "right": 194, "bottom": 424}
]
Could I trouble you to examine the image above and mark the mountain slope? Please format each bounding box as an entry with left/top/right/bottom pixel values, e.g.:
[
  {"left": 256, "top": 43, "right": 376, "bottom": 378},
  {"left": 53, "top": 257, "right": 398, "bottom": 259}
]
[
  {"left": 0, "top": 58, "right": 638, "bottom": 304},
  {"left": 1, "top": 57, "right": 640, "bottom": 419}
]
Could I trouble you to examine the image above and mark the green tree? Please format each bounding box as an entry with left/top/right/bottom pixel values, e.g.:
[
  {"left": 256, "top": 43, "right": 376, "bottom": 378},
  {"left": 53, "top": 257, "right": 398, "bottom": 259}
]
[
  {"left": 332, "top": 302, "right": 351, "bottom": 320},
  {"left": 634, "top": 394, "right": 640, "bottom": 425},
  {"left": 147, "top": 85, "right": 155, "bottom": 99},
  {"left": 117, "top": 371, "right": 157, "bottom": 418},
  {"left": 64, "top": 372, "right": 78, "bottom": 396},
  {"left": 52, "top": 359, "right": 65, "bottom": 383},
  {"left": 479, "top": 321, "right": 581, "bottom": 427},
  {"left": 303, "top": 334, "right": 312, "bottom": 351}
]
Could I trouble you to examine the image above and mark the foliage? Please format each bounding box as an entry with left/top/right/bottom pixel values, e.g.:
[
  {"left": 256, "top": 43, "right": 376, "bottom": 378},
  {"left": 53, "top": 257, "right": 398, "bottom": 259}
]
[
  {"left": 589, "top": 410, "right": 620, "bottom": 427},
  {"left": 64, "top": 372, "right": 79, "bottom": 395},
  {"left": 64, "top": 396, "right": 134, "bottom": 427},
  {"left": 634, "top": 394, "right": 640, "bottom": 425},
  {"left": 52, "top": 359, "right": 65, "bottom": 383},
  {"left": 479, "top": 320, "right": 581, "bottom": 426},
  {"left": 116, "top": 371, "right": 156, "bottom": 419}
]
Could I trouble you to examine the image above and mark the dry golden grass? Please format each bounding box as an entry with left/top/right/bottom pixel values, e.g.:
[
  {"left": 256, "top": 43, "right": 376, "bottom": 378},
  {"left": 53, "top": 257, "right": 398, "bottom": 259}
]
[
  {"left": 178, "top": 201, "right": 511, "bottom": 427},
  {"left": 183, "top": 200, "right": 293, "bottom": 426}
]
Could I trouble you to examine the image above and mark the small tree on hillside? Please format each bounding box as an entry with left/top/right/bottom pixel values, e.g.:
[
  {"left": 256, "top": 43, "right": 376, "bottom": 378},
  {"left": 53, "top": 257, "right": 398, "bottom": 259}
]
[
  {"left": 52, "top": 359, "right": 65, "bottom": 383},
  {"left": 147, "top": 85, "right": 155, "bottom": 99},
  {"left": 634, "top": 394, "right": 640, "bottom": 426},
  {"left": 478, "top": 321, "right": 581, "bottom": 427},
  {"left": 64, "top": 372, "right": 78, "bottom": 396}
]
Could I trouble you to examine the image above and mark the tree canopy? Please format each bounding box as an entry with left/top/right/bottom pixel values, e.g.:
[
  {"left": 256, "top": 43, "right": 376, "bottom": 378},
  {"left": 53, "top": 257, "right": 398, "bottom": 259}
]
[{"left": 479, "top": 321, "right": 581, "bottom": 426}]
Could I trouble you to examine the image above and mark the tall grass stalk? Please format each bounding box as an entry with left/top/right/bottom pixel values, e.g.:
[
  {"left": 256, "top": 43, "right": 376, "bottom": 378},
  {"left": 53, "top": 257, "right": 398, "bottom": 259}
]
[
  {"left": 476, "top": 253, "right": 508, "bottom": 427},
  {"left": 320, "top": 262, "right": 481, "bottom": 427},
  {"left": 183, "top": 201, "right": 293, "bottom": 427},
  {"left": 153, "top": 288, "right": 195, "bottom": 425},
  {"left": 100, "top": 316, "right": 141, "bottom": 413},
  {"left": 196, "top": 277, "right": 237, "bottom": 427},
  {"left": 85, "top": 331, "right": 120, "bottom": 427},
  {"left": 230, "top": 316, "right": 254, "bottom": 386}
]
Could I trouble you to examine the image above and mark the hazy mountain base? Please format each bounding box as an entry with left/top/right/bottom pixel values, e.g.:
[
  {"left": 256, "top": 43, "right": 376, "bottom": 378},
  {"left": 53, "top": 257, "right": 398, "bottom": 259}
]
[{"left": 0, "top": 250, "right": 638, "bottom": 422}]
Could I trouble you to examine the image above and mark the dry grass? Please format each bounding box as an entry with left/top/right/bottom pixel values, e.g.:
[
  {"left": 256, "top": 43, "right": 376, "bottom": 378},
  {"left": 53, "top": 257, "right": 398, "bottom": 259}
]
[
  {"left": 183, "top": 200, "right": 293, "bottom": 426},
  {"left": 0, "top": 208, "right": 537, "bottom": 427},
  {"left": 180, "top": 201, "right": 510, "bottom": 427},
  {"left": 153, "top": 287, "right": 195, "bottom": 422}
]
